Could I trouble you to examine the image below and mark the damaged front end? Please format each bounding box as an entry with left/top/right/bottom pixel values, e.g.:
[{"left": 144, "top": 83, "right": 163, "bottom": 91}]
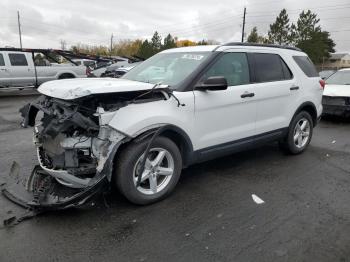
[{"left": 2, "top": 94, "right": 138, "bottom": 210}]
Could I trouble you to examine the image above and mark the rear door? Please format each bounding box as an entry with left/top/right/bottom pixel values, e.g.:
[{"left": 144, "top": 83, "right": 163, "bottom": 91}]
[
  {"left": 251, "top": 52, "right": 298, "bottom": 134},
  {"left": 7, "top": 52, "right": 35, "bottom": 86},
  {"left": 193, "top": 51, "right": 257, "bottom": 151},
  {"left": 0, "top": 52, "right": 11, "bottom": 87}
]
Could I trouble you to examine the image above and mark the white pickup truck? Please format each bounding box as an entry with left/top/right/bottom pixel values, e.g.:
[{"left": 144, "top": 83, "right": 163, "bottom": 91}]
[{"left": 0, "top": 50, "right": 87, "bottom": 88}]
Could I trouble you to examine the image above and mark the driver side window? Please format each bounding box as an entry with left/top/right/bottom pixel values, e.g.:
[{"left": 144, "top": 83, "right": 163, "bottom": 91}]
[{"left": 202, "top": 53, "right": 250, "bottom": 86}]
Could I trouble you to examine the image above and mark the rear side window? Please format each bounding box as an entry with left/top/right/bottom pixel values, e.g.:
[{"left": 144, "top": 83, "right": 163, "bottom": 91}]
[
  {"left": 9, "top": 53, "right": 28, "bottom": 66},
  {"left": 293, "top": 56, "right": 318, "bottom": 77},
  {"left": 0, "top": 54, "right": 4, "bottom": 66},
  {"left": 253, "top": 53, "right": 292, "bottom": 82}
]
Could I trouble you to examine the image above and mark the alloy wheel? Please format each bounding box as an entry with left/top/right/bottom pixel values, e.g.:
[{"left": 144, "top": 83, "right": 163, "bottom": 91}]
[
  {"left": 133, "top": 148, "right": 175, "bottom": 195},
  {"left": 293, "top": 118, "right": 311, "bottom": 148}
]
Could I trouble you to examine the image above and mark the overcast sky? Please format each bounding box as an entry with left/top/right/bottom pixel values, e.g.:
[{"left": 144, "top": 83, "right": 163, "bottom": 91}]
[{"left": 1, "top": 0, "right": 349, "bottom": 52}]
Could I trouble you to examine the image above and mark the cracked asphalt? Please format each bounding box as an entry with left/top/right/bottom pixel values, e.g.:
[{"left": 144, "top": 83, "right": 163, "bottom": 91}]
[{"left": 0, "top": 93, "right": 349, "bottom": 262}]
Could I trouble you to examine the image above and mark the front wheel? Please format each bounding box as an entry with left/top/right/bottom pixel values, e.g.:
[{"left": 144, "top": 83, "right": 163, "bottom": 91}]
[
  {"left": 279, "top": 111, "right": 313, "bottom": 154},
  {"left": 115, "top": 136, "right": 182, "bottom": 205}
]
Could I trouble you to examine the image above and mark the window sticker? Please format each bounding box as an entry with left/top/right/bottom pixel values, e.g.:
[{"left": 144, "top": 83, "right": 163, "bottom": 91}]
[{"left": 181, "top": 54, "right": 204, "bottom": 60}]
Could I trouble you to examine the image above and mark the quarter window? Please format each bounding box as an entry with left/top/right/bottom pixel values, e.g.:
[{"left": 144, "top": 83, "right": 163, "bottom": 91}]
[
  {"left": 202, "top": 53, "right": 250, "bottom": 86},
  {"left": 9, "top": 53, "right": 28, "bottom": 66},
  {"left": 293, "top": 56, "right": 318, "bottom": 77},
  {"left": 254, "top": 53, "right": 292, "bottom": 82},
  {"left": 0, "top": 54, "right": 5, "bottom": 66}
]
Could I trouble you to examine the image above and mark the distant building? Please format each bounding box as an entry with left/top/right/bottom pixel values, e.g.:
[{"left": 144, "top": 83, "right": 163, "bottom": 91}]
[{"left": 320, "top": 53, "right": 350, "bottom": 70}]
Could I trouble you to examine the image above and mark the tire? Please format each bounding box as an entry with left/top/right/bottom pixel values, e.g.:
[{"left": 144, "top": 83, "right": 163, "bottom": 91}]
[
  {"left": 114, "top": 136, "right": 182, "bottom": 205},
  {"left": 279, "top": 111, "right": 313, "bottom": 155}
]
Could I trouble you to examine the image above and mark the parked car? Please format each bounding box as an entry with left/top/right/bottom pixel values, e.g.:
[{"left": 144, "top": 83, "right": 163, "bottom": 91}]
[
  {"left": 72, "top": 59, "right": 97, "bottom": 68},
  {"left": 102, "top": 62, "right": 141, "bottom": 78},
  {"left": 319, "top": 70, "right": 335, "bottom": 80},
  {"left": 91, "top": 58, "right": 130, "bottom": 77},
  {"left": 322, "top": 68, "right": 350, "bottom": 117},
  {"left": 0, "top": 50, "right": 86, "bottom": 87},
  {"left": 90, "top": 61, "right": 114, "bottom": 77},
  {"left": 14, "top": 43, "right": 323, "bottom": 209}
]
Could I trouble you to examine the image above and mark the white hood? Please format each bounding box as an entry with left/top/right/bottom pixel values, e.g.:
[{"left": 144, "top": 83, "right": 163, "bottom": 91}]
[
  {"left": 38, "top": 78, "right": 165, "bottom": 100},
  {"left": 323, "top": 84, "right": 350, "bottom": 97}
]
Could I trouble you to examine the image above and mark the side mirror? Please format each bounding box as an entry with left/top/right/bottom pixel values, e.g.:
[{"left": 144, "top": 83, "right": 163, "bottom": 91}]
[{"left": 196, "top": 76, "right": 228, "bottom": 91}]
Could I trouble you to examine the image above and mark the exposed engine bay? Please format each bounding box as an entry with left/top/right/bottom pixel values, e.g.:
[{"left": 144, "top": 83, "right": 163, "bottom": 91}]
[{"left": 1, "top": 86, "right": 172, "bottom": 212}]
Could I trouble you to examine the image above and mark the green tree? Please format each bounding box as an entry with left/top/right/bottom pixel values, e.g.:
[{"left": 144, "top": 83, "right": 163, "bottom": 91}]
[
  {"left": 137, "top": 40, "right": 153, "bottom": 59},
  {"left": 291, "top": 10, "right": 321, "bottom": 43},
  {"left": 162, "top": 34, "right": 177, "bottom": 50},
  {"left": 297, "top": 31, "right": 335, "bottom": 64},
  {"left": 150, "top": 31, "right": 162, "bottom": 55},
  {"left": 268, "top": 9, "right": 291, "bottom": 45},
  {"left": 247, "top": 27, "right": 259, "bottom": 43},
  {"left": 291, "top": 10, "right": 335, "bottom": 63}
]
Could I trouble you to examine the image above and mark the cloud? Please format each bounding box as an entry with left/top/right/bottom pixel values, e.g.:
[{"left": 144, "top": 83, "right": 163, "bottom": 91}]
[{"left": 0, "top": 0, "right": 348, "bottom": 51}]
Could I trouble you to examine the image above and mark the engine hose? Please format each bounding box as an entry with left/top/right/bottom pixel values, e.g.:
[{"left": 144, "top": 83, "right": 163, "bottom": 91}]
[{"left": 136, "top": 126, "right": 168, "bottom": 187}]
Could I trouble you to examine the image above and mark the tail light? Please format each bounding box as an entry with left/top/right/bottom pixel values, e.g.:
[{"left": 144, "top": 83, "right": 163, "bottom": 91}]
[{"left": 319, "top": 79, "right": 325, "bottom": 90}]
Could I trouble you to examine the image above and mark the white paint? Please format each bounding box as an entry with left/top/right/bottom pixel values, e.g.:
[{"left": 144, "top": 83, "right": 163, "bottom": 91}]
[
  {"left": 38, "top": 78, "right": 167, "bottom": 100},
  {"left": 252, "top": 194, "right": 265, "bottom": 204},
  {"left": 323, "top": 84, "right": 350, "bottom": 97}
]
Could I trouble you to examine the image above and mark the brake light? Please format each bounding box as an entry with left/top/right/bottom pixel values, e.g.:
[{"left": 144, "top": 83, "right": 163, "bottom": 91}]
[{"left": 319, "top": 79, "right": 325, "bottom": 90}]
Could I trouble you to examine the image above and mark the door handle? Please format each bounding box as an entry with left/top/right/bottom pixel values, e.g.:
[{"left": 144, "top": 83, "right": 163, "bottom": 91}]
[
  {"left": 290, "top": 86, "right": 299, "bottom": 91},
  {"left": 241, "top": 92, "right": 255, "bottom": 98}
]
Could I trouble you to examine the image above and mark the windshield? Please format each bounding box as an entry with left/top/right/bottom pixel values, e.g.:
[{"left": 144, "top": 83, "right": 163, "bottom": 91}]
[
  {"left": 122, "top": 52, "right": 211, "bottom": 87},
  {"left": 326, "top": 71, "right": 350, "bottom": 85}
]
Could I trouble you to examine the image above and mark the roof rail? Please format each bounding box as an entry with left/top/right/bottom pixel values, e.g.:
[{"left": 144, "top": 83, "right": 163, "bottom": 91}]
[{"left": 223, "top": 42, "right": 302, "bottom": 51}]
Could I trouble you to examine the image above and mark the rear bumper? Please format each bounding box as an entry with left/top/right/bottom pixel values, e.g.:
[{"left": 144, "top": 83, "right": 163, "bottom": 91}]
[{"left": 322, "top": 104, "right": 350, "bottom": 117}]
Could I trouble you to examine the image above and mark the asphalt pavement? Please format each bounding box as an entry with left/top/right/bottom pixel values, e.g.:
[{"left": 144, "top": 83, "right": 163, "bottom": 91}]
[{"left": 0, "top": 94, "right": 349, "bottom": 262}]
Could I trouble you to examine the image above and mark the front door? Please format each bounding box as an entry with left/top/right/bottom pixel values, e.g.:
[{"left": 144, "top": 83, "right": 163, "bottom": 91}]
[{"left": 193, "top": 52, "right": 257, "bottom": 152}]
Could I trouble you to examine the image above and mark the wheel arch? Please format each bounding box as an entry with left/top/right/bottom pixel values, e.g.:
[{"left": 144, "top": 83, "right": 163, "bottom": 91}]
[
  {"left": 58, "top": 72, "right": 76, "bottom": 79},
  {"left": 119, "top": 124, "right": 194, "bottom": 168},
  {"left": 292, "top": 102, "right": 318, "bottom": 127}
]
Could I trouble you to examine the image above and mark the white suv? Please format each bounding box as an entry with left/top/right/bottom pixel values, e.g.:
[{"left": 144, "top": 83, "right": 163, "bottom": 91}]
[{"left": 14, "top": 43, "right": 323, "bottom": 208}]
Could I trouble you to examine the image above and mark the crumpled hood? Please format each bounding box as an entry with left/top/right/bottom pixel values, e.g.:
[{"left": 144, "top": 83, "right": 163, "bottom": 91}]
[
  {"left": 323, "top": 84, "right": 350, "bottom": 97},
  {"left": 38, "top": 78, "right": 164, "bottom": 100}
]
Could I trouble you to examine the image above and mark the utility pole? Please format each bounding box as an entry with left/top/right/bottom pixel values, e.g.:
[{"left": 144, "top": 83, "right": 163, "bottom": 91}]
[
  {"left": 60, "top": 40, "right": 67, "bottom": 50},
  {"left": 241, "top": 7, "right": 246, "bottom": 43},
  {"left": 17, "top": 11, "right": 23, "bottom": 48},
  {"left": 110, "top": 34, "right": 114, "bottom": 55}
]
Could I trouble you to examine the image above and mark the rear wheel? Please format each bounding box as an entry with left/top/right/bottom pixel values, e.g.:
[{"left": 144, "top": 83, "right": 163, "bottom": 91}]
[
  {"left": 280, "top": 111, "right": 313, "bottom": 154},
  {"left": 114, "top": 136, "right": 182, "bottom": 205}
]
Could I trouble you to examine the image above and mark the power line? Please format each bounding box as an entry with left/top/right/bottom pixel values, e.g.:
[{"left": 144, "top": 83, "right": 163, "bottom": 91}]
[{"left": 247, "top": 4, "right": 350, "bottom": 16}]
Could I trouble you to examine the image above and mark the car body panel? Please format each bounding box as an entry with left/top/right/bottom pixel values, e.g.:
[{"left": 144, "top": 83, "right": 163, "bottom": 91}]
[
  {"left": 38, "top": 78, "right": 167, "bottom": 100},
  {"left": 323, "top": 84, "right": 350, "bottom": 97},
  {"left": 107, "top": 91, "right": 196, "bottom": 145},
  {"left": 193, "top": 85, "right": 257, "bottom": 150}
]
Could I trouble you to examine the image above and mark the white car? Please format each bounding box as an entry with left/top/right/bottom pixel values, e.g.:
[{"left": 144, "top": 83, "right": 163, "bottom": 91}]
[
  {"left": 322, "top": 68, "right": 350, "bottom": 117},
  {"left": 12, "top": 43, "right": 323, "bottom": 208},
  {"left": 0, "top": 50, "right": 87, "bottom": 87}
]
